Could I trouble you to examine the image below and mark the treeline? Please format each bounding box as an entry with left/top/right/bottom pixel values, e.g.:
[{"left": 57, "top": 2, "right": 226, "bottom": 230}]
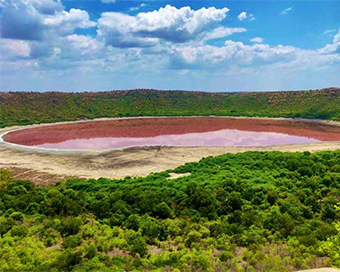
[
  {"left": 1, "top": 88, "right": 340, "bottom": 127},
  {"left": 1, "top": 151, "right": 340, "bottom": 271}
]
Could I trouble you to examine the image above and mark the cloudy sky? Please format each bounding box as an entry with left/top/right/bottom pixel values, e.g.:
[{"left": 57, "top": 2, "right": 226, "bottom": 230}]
[{"left": 0, "top": 0, "right": 339, "bottom": 92}]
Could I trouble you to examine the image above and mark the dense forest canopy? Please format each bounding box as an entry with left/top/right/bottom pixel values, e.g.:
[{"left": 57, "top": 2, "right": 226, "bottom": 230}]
[
  {"left": 1, "top": 151, "right": 340, "bottom": 271},
  {"left": 1, "top": 88, "right": 340, "bottom": 127}
]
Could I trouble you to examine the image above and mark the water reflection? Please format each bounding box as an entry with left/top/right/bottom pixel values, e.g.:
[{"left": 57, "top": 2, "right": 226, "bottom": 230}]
[{"left": 35, "top": 129, "right": 319, "bottom": 150}]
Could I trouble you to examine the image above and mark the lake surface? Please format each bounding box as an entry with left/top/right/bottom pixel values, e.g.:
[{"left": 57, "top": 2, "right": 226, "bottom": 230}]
[
  {"left": 35, "top": 129, "right": 319, "bottom": 150},
  {"left": 4, "top": 117, "right": 339, "bottom": 151}
]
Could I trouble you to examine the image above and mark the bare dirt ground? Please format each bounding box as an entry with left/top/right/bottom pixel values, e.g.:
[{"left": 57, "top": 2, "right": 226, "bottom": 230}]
[
  {"left": 298, "top": 269, "right": 340, "bottom": 272},
  {"left": 1, "top": 117, "right": 340, "bottom": 184}
]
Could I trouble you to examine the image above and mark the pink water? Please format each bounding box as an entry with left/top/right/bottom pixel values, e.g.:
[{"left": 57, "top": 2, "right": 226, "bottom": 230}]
[{"left": 36, "top": 128, "right": 319, "bottom": 150}]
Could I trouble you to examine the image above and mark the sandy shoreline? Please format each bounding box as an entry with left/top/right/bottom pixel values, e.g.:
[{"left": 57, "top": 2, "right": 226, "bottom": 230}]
[{"left": 1, "top": 116, "right": 340, "bottom": 184}]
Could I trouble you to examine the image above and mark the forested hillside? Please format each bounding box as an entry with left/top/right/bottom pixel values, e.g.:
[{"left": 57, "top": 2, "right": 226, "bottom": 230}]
[
  {"left": 1, "top": 88, "right": 340, "bottom": 127},
  {"left": 1, "top": 151, "right": 340, "bottom": 271}
]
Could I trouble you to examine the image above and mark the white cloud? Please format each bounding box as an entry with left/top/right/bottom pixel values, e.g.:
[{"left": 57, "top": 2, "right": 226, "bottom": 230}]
[
  {"left": 0, "top": 39, "right": 31, "bottom": 60},
  {"left": 61, "top": 35, "right": 105, "bottom": 59},
  {"left": 334, "top": 29, "right": 340, "bottom": 43},
  {"left": 280, "top": 7, "right": 292, "bottom": 16},
  {"left": 238, "top": 12, "right": 255, "bottom": 22},
  {"left": 318, "top": 43, "right": 340, "bottom": 55},
  {"left": 1, "top": 2, "right": 339, "bottom": 92},
  {"left": 324, "top": 29, "right": 336, "bottom": 35},
  {"left": 204, "top": 27, "right": 247, "bottom": 41},
  {"left": 97, "top": 12, "right": 159, "bottom": 48},
  {"left": 20, "top": 33, "right": 107, "bottom": 62},
  {"left": 318, "top": 29, "right": 340, "bottom": 54},
  {"left": 101, "top": 0, "right": 116, "bottom": 3},
  {"left": 129, "top": 3, "right": 148, "bottom": 12},
  {"left": 0, "top": 0, "right": 96, "bottom": 40},
  {"left": 238, "top": 12, "right": 247, "bottom": 21},
  {"left": 250, "top": 37, "right": 263, "bottom": 43},
  {"left": 129, "top": 6, "right": 140, "bottom": 12},
  {"left": 136, "top": 5, "right": 229, "bottom": 41},
  {"left": 169, "top": 41, "right": 298, "bottom": 70},
  {"left": 248, "top": 14, "right": 255, "bottom": 22},
  {"left": 98, "top": 5, "right": 230, "bottom": 47},
  {"left": 168, "top": 37, "right": 340, "bottom": 74},
  {"left": 43, "top": 8, "right": 96, "bottom": 31}
]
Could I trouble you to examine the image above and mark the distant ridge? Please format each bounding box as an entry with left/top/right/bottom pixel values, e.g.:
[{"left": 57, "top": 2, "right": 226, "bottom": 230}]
[{"left": 1, "top": 87, "right": 339, "bottom": 127}]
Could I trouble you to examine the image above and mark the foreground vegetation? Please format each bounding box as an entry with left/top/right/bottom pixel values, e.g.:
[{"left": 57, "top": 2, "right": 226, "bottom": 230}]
[
  {"left": 1, "top": 151, "right": 340, "bottom": 271},
  {"left": 1, "top": 88, "right": 340, "bottom": 127}
]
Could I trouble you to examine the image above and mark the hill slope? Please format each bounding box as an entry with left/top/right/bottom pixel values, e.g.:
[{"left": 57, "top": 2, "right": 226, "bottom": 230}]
[
  {"left": 1, "top": 151, "right": 340, "bottom": 270},
  {"left": 1, "top": 88, "right": 340, "bottom": 127}
]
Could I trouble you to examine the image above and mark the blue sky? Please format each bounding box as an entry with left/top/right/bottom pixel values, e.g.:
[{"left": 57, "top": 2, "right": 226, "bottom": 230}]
[{"left": 0, "top": 0, "right": 339, "bottom": 92}]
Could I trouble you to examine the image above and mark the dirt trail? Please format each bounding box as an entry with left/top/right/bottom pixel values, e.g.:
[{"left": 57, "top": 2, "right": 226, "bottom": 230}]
[{"left": 1, "top": 116, "right": 340, "bottom": 184}]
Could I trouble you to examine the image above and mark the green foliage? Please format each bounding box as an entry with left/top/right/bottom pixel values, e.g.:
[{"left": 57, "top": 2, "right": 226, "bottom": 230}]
[
  {"left": 0, "top": 216, "right": 15, "bottom": 236},
  {"left": 127, "top": 231, "right": 148, "bottom": 257},
  {"left": 1, "top": 88, "right": 340, "bottom": 128},
  {"left": 60, "top": 217, "right": 83, "bottom": 236},
  {"left": 62, "top": 234, "right": 82, "bottom": 249},
  {"left": 1, "top": 151, "right": 340, "bottom": 271},
  {"left": 320, "top": 206, "right": 340, "bottom": 267},
  {"left": 10, "top": 225, "right": 29, "bottom": 237},
  {"left": 156, "top": 202, "right": 172, "bottom": 219},
  {"left": 124, "top": 214, "right": 140, "bottom": 231},
  {"left": 10, "top": 212, "right": 24, "bottom": 222}
]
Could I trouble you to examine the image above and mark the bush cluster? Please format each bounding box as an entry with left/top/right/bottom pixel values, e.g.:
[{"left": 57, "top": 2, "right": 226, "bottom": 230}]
[{"left": 1, "top": 151, "right": 340, "bottom": 271}]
